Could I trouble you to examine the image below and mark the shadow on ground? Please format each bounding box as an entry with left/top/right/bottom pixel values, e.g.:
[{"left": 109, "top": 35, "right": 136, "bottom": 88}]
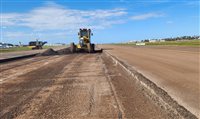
[{"left": 101, "top": 48, "right": 113, "bottom": 50}]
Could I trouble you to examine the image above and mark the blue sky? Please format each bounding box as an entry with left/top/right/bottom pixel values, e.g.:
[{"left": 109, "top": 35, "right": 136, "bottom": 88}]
[{"left": 0, "top": 0, "right": 199, "bottom": 44}]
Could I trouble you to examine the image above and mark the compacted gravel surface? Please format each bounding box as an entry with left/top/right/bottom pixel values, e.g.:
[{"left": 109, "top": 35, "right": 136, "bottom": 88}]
[
  {"left": 99, "top": 45, "right": 200, "bottom": 118},
  {"left": 0, "top": 53, "right": 170, "bottom": 119}
]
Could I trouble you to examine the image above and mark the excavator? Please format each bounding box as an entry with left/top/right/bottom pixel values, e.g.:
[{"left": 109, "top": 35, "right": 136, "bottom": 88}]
[
  {"left": 28, "top": 40, "right": 47, "bottom": 50},
  {"left": 70, "top": 28, "right": 95, "bottom": 53}
]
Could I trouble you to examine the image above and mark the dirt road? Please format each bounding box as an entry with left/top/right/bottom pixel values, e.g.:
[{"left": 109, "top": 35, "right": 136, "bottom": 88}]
[
  {"left": 99, "top": 45, "right": 200, "bottom": 117},
  {"left": 0, "top": 53, "right": 169, "bottom": 119}
]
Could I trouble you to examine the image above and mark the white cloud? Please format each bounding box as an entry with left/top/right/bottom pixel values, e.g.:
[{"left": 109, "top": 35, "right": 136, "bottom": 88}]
[
  {"left": 131, "top": 12, "right": 164, "bottom": 20},
  {"left": 1, "top": 31, "right": 73, "bottom": 44},
  {"left": 1, "top": 13, "right": 23, "bottom": 26},
  {"left": 1, "top": 31, "right": 33, "bottom": 44},
  {"left": 3, "top": 31, "right": 30, "bottom": 38},
  {"left": 1, "top": 2, "right": 128, "bottom": 44},
  {"left": 1, "top": 4, "right": 127, "bottom": 31}
]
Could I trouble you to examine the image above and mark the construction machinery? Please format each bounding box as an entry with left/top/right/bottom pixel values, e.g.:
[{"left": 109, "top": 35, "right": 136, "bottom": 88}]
[
  {"left": 28, "top": 40, "right": 47, "bottom": 50},
  {"left": 70, "top": 28, "right": 95, "bottom": 53}
]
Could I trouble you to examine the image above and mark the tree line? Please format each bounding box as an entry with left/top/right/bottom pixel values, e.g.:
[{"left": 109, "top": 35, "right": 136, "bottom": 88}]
[{"left": 142, "top": 35, "right": 199, "bottom": 42}]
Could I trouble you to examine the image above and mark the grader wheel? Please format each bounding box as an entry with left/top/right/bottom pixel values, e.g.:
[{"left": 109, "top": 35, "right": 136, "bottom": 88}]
[
  {"left": 70, "top": 42, "right": 76, "bottom": 53},
  {"left": 91, "top": 44, "right": 95, "bottom": 53},
  {"left": 87, "top": 43, "right": 94, "bottom": 53}
]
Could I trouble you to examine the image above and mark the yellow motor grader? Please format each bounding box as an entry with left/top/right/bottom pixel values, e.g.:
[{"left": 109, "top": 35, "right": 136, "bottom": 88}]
[{"left": 70, "top": 28, "right": 95, "bottom": 53}]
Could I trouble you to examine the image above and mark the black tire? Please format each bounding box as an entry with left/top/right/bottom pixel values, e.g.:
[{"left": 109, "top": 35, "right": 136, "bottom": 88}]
[
  {"left": 87, "top": 43, "right": 92, "bottom": 53},
  {"left": 87, "top": 43, "right": 95, "bottom": 53},
  {"left": 70, "top": 42, "right": 76, "bottom": 53},
  {"left": 91, "top": 44, "right": 95, "bottom": 53}
]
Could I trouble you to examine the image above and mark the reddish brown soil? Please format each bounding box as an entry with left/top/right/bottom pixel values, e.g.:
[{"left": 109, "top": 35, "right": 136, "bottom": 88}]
[
  {"left": 99, "top": 45, "right": 200, "bottom": 118},
  {"left": 0, "top": 53, "right": 170, "bottom": 119}
]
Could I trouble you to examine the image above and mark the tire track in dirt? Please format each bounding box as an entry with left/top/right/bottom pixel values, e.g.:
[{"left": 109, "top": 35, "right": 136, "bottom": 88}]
[
  {"left": 100, "top": 45, "right": 199, "bottom": 117},
  {"left": 1, "top": 53, "right": 172, "bottom": 119},
  {"left": 30, "top": 54, "right": 119, "bottom": 119},
  {"left": 0, "top": 56, "right": 61, "bottom": 83},
  {"left": 0, "top": 55, "right": 77, "bottom": 118},
  {"left": 102, "top": 54, "right": 170, "bottom": 119},
  {"left": 0, "top": 56, "right": 52, "bottom": 72},
  {"left": 14, "top": 54, "right": 82, "bottom": 119}
]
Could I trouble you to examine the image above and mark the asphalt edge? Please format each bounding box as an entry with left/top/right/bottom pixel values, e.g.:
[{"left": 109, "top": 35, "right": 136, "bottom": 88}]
[
  {"left": 0, "top": 47, "right": 70, "bottom": 63},
  {"left": 0, "top": 54, "right": 38, "bottom": 64},
  {"left": 102, "top": 50, "right": 198, "bottom": 119}
]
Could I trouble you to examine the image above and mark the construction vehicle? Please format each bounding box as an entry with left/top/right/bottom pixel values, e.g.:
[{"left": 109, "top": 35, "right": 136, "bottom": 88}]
[
  {"left": 28, "top": 40, "right": 47, "bottom": 50},
  {"left": 70, "top": 28, "right": 95, "bottom": 53}
]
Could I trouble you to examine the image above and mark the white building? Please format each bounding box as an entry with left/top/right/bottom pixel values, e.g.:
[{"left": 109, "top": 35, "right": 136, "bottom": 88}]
[{"left": 149, "top": 40, "right": 157, "bottom": 43}]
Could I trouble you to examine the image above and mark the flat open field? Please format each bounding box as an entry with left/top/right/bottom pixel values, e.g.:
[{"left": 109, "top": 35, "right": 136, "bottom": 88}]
[
  {"left": 116, "top": 40, "right": 200, "bottom": 46},
  {"left": 99, "top": 45, "right": 200, "bottom": 118},
  {"left": 0, "top": 52, "right": 171, "bottom": 119}
]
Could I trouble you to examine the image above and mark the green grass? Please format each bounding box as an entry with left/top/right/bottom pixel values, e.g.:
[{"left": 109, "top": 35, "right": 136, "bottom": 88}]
[
  {"left": 0, "top": 47, "right": 32, "bottom": 53},
  {"left": 145, "top": 40, "right": 200, "bottom": 46},
  {"left": 0, "top": 45, "right": 65, "bottom": 53},
  {"left": 113, "top": 40, "right": 200, "bottom": 46}
]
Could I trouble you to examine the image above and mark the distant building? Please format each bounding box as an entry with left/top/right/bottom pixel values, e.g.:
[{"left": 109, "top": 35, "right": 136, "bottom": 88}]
[
  {"left": 0, "top": 42, "right": 14, "bottom": 48},
  {"left": 127, "top": 40, "right": 137, "bottom": 44},
  {"left": 45, "top": 43, "right": 65, "bottom": 46},
  {"left": 149, "top": 40, "right": 156, "bottom": 43},
  {"left": 136, "top": 43, "right": 145, "bottom": 46},
  {"left": 160, "top": 39, "right": 166, "bottom": 42}
]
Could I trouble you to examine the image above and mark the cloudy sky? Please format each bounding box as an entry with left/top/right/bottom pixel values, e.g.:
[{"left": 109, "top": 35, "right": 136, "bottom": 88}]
[{"left": 0, "top": 0, "right": 199, "bottom": 44}]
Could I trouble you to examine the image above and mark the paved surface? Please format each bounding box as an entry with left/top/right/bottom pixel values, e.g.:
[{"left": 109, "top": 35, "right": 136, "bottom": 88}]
[
  {"left": 0, "top": 53, "right": 169, "bottom": 119},
  {"left": 0, "top": 46, "right": 66, "bottom": 60},
  {"left": 99, "top": 45, "right": 200, "bottom": 118}
]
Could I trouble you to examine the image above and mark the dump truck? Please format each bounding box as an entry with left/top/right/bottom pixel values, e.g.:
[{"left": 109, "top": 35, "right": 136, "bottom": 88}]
[
  {"left": 70, "top": 28, "right": 95, "bottom": 53},
  {"left": 28, "top": 40, "right": 47, "bottom": 50}
]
